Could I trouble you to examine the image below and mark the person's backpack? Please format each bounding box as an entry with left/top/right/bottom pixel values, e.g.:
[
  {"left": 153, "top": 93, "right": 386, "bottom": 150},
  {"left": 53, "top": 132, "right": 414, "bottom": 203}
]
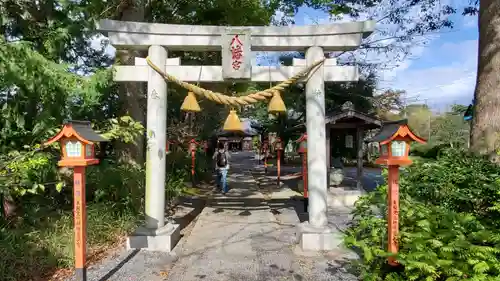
[{"left": 216, "top": 150, "right": 227, "bottom": 167}]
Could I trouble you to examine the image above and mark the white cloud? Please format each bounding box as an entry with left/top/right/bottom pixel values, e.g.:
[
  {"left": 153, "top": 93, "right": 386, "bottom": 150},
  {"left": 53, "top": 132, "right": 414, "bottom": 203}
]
[
  {"left": 90, "top": 34, "right": 115, "bottom": 57},
  {"left": 272, "top": 10, "right": 286, "bottom": 23},
  {"left": 380, "top": 39, "right": 477, "bottom": 108},
  {"left": 295, "top": 2, "right": 478, "bottom": 109},
  {"left": 299, "top": 1, "right": 444, "bottom": 73},
  {"left": 462, "top": 16, "right": 476, "bottom": 28}
]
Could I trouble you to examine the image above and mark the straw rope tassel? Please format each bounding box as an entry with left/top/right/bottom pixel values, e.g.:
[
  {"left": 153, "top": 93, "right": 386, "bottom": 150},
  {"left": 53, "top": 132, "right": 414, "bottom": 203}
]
[
  {"left": 181, "top": 91, "right": 201, "bottom": 112},
  {"left": 145, "top": 57, "right": 325, "bottom": 107},
  {"left": 268, "top": 90, "right": 286, "bottom": 114},
  {"left": 223, "top": 109, "right": 243, "bottom": 132}
]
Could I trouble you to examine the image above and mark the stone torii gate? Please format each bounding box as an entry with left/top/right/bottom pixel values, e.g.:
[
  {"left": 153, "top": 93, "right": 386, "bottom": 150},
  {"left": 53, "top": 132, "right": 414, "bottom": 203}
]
[{"left": 97, "top": 19, "right": 374, "bottom": 252}]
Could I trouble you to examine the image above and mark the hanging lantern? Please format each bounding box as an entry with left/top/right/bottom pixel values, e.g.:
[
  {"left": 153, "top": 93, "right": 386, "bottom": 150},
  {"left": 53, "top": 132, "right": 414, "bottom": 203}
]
[
  {"left": 180, "top": 91, "right": 201, "bottom": 112},
  {"left": 268, "top": 91, "right": 286, "bottom": 114},
  {"left": 223, "top": 109, "right": 243, "bottom": 132}
]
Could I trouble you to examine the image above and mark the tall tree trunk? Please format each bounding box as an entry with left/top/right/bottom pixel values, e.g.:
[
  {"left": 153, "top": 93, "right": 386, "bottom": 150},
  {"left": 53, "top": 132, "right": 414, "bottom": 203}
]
[
  {"left": 116, "top": 50, "right": 146, "bottom": 164},
  {"left": 115, "top": 1, "right": 146, "bottom": 165},
  {"left": 470, "top": 0, "right": 500, "bottom": 160}
]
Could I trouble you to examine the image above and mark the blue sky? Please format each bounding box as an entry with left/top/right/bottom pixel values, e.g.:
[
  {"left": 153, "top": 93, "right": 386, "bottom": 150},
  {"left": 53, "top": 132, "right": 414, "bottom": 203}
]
[{"left": 290, "top": 5, "right": 479, "bottom": 110}]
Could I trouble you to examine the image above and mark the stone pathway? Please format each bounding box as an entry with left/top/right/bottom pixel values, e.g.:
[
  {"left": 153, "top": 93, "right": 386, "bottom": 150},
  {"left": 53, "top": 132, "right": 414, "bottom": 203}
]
[
  {"left": 164, "top": 152, "right": 358, "bottom": 281},
  {"left": 62, "top": 151, "right": 360, "bottom": 281},
  {"left": 164, "top": 205, "right": 357, "bottom": 281}
]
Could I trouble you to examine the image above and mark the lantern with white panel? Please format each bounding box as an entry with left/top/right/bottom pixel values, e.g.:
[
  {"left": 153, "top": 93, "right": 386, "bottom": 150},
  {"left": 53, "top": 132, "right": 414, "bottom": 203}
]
[
  {"left": 372, "top": 119, "right": 425, "bottom": 166},
  {"left": 44, "top": 120, "right": 108, "bottom": 281},
  {"left": 368, "top": 119, "right": 426, "bottom": 266},
  {"left": 45, "top": 120, "right": 107, "bottom": 167}
]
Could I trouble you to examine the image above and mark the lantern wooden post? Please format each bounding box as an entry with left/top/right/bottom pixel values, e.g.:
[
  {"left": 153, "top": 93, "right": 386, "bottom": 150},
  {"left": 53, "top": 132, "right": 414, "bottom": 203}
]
[
  {"left": 263, "top": 140, "right": 269, "bottom": 174},
  {"left": 256, "top": 139, "right": 261, "bottom": 165},
  {"left": 274, "top": 138, "right": 283, "bottom": 186},
  {"left": 73, "top": 165, "right": 86, "bottom": 277},
  {"left": 43, "top": 120, "right": 108, "bottom": 281},
  {"left": 189, "top": 139, "right": 199, "bottom": 185},
  {"left": 202, "top": 141, "right": 208, "bottom": 172},
  {"left": 166, "top": 140, "right": 174, "bottom": 154},
  {"left": 368, "top": 119, "right": 426, "bottom": 266},
  {"left": 387, "top": 164, "right": 399, "bottom": 265},
  {"left": 203, "top": 140, "right": 208, "bottom": 154},
  {"left": 296, "top": 133, "right": 308, "bottom": 211}
]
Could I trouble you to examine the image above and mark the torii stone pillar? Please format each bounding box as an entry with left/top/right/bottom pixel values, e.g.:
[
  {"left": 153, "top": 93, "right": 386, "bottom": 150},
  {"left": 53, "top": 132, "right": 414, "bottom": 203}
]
[
  {"left": 145, "top": 45, "right": 167, "bottom": 229},
  {"left": 97, "top": 19, "right": 375, "bottom": 252},
  {"left": 305, "top": 46, "right": 328, "bottom": 228}
]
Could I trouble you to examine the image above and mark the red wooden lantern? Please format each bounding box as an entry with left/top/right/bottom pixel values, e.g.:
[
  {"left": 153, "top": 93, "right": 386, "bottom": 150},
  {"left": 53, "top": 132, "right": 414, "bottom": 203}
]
[
  {"left": 261, "top": 140, "right": 269, "bottom": 153},
  {"left": 296, "top": 133, "right": 308, "bottom": 211},
  {"left": 44, "top": 120, "right": 108, "bottom": 281},
  {"left": 274, "top": 137, "right": 283, "bottom": 151},
  {"left": 274, "top": 137, "right": 284, "bottom": 185},
  {"left": 371, "top": 119, "right": 426, "bottom": 166},
  {"left": 296, "top": 133, "right": 307, "bottom": 154},
  {"left": 262, "top": 140, "right": 269, "bottom": 173},
  {"left": 189, "top": 138, "right": 198, "bottom": 153},
  {"left": 166, "top": 140, "right": 175, "bottom": 154},
  {"left": 368, "top": 119, "right": 426, "bottom": 266},
  {"left": 188, "top": 139, "right": 199, "bottom": 185},
  {"left": 166, "top": 139, "right": 179, "bottom": 154},
  {"left": 203, "top": 140, "right": 208, "bottom": 153},
  {"left": 44, "top": 120, "right": 107, "bottom": 167}
]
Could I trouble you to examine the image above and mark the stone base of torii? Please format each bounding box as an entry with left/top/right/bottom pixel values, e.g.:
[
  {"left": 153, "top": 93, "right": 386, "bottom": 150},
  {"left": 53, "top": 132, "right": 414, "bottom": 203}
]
[{"left": 97, "top": 19, "right": 375, "bottom": 252}]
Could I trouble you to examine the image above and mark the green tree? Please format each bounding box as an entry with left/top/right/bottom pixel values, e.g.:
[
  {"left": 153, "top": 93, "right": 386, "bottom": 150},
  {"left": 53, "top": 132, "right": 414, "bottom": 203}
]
[
  {"left": 470, "top": 0, "right": 500, "bottom": 158},
  {"left": 431, "top": 111, "right": 470, "bottom": 148},
  {"left": 333, "top": 0, "right": 496, "bottom": 158}
]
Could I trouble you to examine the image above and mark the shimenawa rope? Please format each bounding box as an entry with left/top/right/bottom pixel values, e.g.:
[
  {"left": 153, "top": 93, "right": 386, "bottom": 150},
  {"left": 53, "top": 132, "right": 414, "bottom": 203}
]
[{"left": 145, "top": 57, "right": 325, "bottom": 107}]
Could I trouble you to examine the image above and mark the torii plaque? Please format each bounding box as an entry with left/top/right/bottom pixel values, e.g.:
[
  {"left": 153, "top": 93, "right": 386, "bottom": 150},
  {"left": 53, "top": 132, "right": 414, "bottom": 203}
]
[{"left": 222, "top": 28, "right": 251, "bottom": 80}]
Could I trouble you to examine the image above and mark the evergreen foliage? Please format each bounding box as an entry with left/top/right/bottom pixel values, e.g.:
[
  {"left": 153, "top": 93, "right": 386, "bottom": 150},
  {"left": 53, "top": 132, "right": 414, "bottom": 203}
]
[{"left": 345, "top": 148, "right": 500, "bottom": 280}]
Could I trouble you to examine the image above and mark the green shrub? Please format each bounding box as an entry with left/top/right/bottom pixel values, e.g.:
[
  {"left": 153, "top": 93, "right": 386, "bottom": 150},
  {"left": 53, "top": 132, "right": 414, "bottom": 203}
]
[
  {"left": 0, "top": 153, "right": 201, "bottom": 280},
  {"left": 401, "top": 148, "right": 500, "bottom": 228},
  {"left": 367, "top": 149, "right": 380, "bottom": 165},
  {"left": 0, "top": 116, "right": 211, "bottom": 280},
  {"left": 0, "top": 202, "right": 140, "bottom": 281},
  {"left": 86, "top": 160, "right": 145, "bottom": 212},
  {"left": 346, "top": 188, "right": 500, "bottom": 281},
  {"left": 410, "top": 143, "right": 450, "bottom": 159},
  {"left": 344, "top": 148, "right": 500, "bottom": 280}
]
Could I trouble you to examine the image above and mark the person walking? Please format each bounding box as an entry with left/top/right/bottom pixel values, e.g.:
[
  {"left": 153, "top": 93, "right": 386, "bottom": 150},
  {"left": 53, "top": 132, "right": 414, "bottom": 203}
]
[{"left": 213, "top": 142, "right": 230, "bottom": 194}]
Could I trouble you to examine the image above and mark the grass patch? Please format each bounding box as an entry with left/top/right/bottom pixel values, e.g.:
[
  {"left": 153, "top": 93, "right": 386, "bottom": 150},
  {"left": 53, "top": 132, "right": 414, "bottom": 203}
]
[
  {"left": 0, "top": 203, "right": 141, "bottom": 281},
  {"left": 182, "top": 186, "right": 204, "bottom": 196}
]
